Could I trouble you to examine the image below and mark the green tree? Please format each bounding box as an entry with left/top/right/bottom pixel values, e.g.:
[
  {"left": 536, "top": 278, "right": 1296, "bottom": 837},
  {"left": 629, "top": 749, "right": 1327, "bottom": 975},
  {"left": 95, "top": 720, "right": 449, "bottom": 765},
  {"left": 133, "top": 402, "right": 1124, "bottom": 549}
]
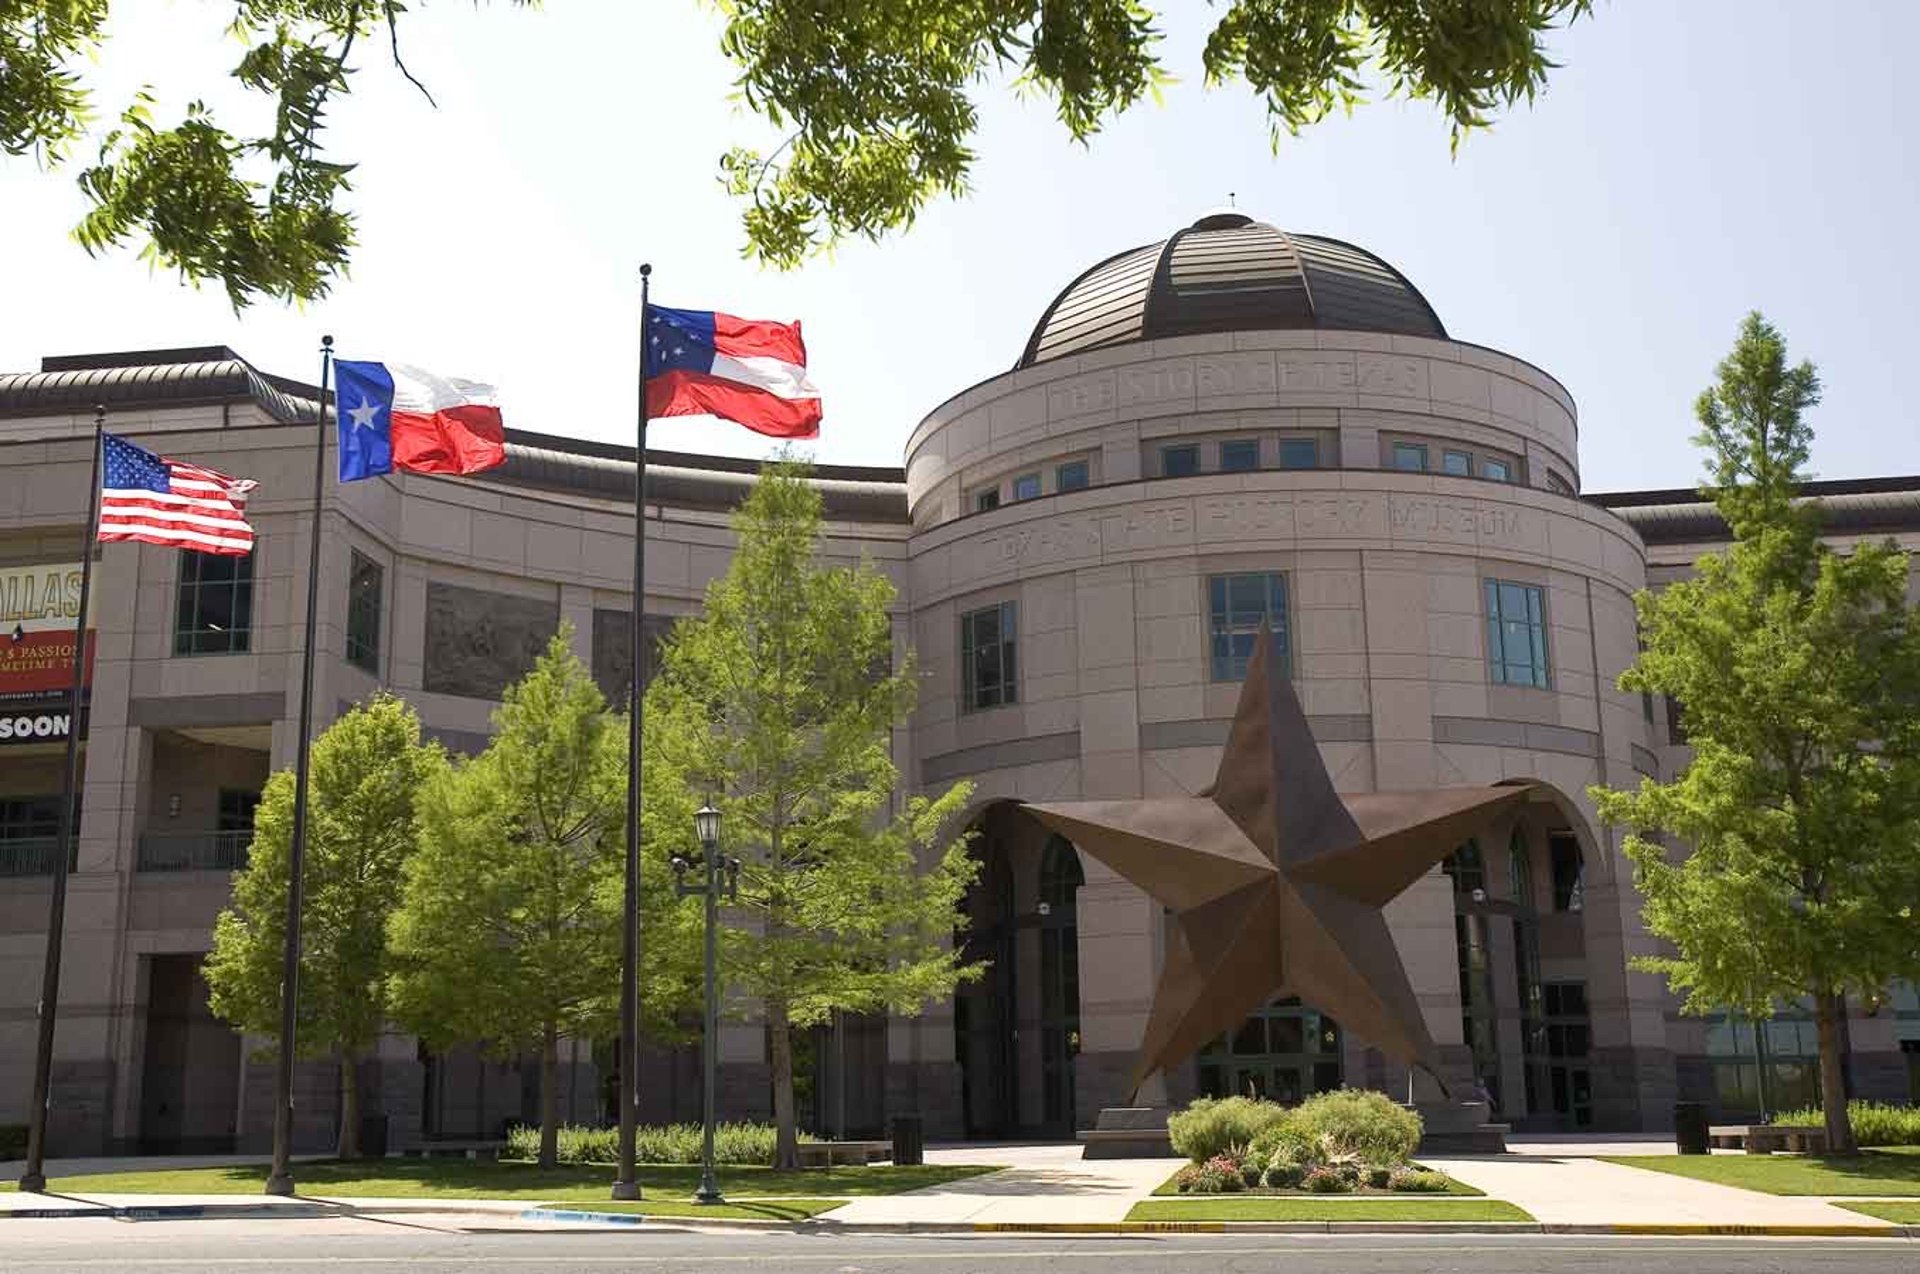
[
  {"left": 204, "top": 693, "right": 444, "bottom": 1159},
  {"left": 387, "top": 627, "right": 697, "bottom": 1167},
  {"left": 648, "top": 461, "right": 979, "bottom": 1168},
  {"left": 4, "top": 1, "right": 1591, "bottom": 303},
  {"left": 1590, "top": 313, "right": 1920, "bottom": 1154}
]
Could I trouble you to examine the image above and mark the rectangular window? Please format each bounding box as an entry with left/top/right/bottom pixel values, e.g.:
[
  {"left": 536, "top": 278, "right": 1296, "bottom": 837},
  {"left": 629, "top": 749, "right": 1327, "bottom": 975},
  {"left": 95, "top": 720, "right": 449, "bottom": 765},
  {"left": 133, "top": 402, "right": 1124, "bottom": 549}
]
[
  {"left": 1482, "top": 457, "right": 1512, "bottom": 483},
  {"left": 345, "top": 550, "right": 383, "bottom": 674},
  {"left": 174, "top": 551, "right": 254, "bottom": 655},
  {"left": 974, "top": 487, "right": 1001, "bottom": 513},
  {"left": 1277, "top": 437, "right": 1319, "bottom": 469},
  {"left": 1485, "top": 579, "right": 1550, "bottom": 688},
  {"left": 1011, "top": 472, "right": 1041, "bottom": 502},
  {"left": 218, "top": 788, "right": 261, "bottom": 833},
  {"left": 1442, "top": 449, "right": 1473, "bottom": 477},
  {"left": 1056, "top": 460, "right": 1090, "bottom": 492},
  {"left": 1208, "top": 572, "right": 1289, "bottom": 681},
  {"left": 1392, "top": 442, "right": 1429, "bottom": 472},
  {"left": 1220, "top": 439, "right": 1259, "bottom": 472},
  {"left": 961, "top": 601, "right": 1018, "bottom": 711},
  {"left": 1161, "top": 444, "right": 1200, "bottom": 478}
]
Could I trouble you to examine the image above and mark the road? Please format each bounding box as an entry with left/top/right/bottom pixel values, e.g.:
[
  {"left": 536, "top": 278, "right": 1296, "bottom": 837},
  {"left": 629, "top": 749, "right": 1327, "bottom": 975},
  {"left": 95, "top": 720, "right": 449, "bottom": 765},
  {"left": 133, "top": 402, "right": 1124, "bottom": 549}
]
[{"left": 0, "top": 1215, "right": 1912, "bottom": 1273}]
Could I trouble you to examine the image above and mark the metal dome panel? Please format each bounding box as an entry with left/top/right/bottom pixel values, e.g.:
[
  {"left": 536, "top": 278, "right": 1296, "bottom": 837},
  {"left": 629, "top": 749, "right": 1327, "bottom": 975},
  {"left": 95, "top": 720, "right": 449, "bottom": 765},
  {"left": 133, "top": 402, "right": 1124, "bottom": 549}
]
[{"left": 1018, "top": 213, "right": 1446, "bottom": 368}]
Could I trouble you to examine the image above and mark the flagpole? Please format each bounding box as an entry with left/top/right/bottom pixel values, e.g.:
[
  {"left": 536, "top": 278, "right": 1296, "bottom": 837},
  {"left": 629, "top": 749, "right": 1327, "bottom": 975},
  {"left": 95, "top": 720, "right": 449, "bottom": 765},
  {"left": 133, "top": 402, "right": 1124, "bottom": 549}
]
[
  {"left": 266, "top": 335, "right": 334, "bottom": 1197},
  {"left": 613, "top": 265, "right": 652, "bottom": 1201},
  {"left": 16, "top": 408, "right": 105, "bottom": 1194}
]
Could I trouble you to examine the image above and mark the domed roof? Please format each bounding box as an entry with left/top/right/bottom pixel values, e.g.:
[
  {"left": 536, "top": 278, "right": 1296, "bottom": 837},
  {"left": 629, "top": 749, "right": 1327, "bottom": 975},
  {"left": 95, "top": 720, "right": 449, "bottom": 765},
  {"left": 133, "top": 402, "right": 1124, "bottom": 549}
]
[{"left": 1018, "top": 211, "right": 1446, "bottom": 368}]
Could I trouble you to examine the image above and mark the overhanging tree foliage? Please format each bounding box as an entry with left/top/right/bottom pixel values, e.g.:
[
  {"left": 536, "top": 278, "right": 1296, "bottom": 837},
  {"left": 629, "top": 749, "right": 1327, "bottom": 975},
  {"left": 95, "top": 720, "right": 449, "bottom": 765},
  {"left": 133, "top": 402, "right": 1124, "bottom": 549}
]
[
  {"left": 1590, "top": 313, "right": 1920, "bottom": 1154},
  {"left": 387, "top": 627, "right": 698, "bottom": 1168},
  {"left": 204, "top": 693, "right": 444, "bottom": 1159},
  {"left": 648, "top": 460, "right": 980, "bottom": 1169},
  {"left": 4, "top": 1, "right": 1591, "bottom": 302}
]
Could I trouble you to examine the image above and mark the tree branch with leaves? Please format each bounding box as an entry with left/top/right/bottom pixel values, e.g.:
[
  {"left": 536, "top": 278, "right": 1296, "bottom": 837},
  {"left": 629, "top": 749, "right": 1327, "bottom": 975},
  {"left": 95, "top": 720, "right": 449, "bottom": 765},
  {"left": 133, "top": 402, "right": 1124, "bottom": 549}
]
[{"left": 5, "top": 0, "right": 1591, "bottom": 303}]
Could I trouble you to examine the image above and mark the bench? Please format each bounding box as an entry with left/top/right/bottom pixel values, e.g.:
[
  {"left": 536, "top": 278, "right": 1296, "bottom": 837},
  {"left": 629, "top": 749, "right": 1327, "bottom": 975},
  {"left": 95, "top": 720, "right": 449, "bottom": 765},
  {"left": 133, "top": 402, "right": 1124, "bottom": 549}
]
[
  {"left": 398, "top": 1139, "right": 505, "bottom": 1160},
  {"left": 793, "top": 1140, "right": 892, "bottom": 1167},
  {"left": 1707, "top": 1124, "right": 1828, "bottom": 1155}
]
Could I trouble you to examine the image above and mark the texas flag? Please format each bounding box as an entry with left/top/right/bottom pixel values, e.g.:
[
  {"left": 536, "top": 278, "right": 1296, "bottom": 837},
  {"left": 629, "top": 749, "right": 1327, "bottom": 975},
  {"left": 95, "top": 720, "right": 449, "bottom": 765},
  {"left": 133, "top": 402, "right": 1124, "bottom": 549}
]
[
  {"left": 334, "top": 360, "right": 507, "bottom": 482},
  {"left": 644, "top": 306, "right": 822, "bottom": 439}
]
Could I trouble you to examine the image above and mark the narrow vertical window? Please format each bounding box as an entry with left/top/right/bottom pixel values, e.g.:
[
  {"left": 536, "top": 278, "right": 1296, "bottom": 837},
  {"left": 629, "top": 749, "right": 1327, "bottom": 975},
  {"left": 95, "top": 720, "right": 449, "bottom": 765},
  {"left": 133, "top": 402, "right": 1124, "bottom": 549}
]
[
  {"left": 1056, "top": 460, "right": 1090, "bottom": 492},
  {"left": 1482, "top": 458, "right": 1512, "bottom": 483},
  {"left": 345, "top": 550, "right": 383, "bottom": 674},
  {"left": 1207, "top": 572, "right": 1289, "bottom": 681},
  {"left": 174, "top": 551, "right": 254, "bottom": 655},
  {"left": 1011, "top": 472, "right": 1041, "bottom": 501},
  {"left": 974, "top": 487, "right": 1001, "bottom": 513},
  {"left": 1442, "top": 449, "right": 1472, "bottom": 477},
  {"left": 961, "top": 601, "right": 1018, "bottom": 711},
  {"left": 1485, "top": 579, "right": 1550, "bottom": 688},
  {"left": 1392, "top": 442, "right": 1429, "bottom": 472}
]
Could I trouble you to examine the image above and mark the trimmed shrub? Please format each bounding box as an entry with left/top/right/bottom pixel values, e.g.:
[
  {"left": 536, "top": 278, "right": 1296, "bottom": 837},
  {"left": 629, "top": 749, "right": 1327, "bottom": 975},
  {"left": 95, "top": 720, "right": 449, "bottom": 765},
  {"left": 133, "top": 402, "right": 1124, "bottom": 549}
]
[
  {"left": 1302, "top": 1164, "right": 1356, "bottom": 1194},
  {"left": 1365, "top": 1165, "right": 1393, "bottom": 1189},
  {"left": 1387, "top": 1167, "right": 1453, "bottom": 1193},
  {"left": 1239, "top": 1156, "right": 1266, "bottom": 1188},
  {"left": 1261, "top": 1156, "right": 1305, "bottom": 1189},
  {"left": 1168, "top": 1096, "right": 1291, "bottom": 1163},
  {"left": 1246, "top": 1115, "right": 1314, "bottom": 1165},
  {"left": 504, "top": 1122, "right": 813, "bottom": 1166},
  {"left": 1772, "top": 1102, "right": 1920, "bottom": 1147},
  {"left": 1293, "top": 1089, "right": 1423, "bottom": 1166}
]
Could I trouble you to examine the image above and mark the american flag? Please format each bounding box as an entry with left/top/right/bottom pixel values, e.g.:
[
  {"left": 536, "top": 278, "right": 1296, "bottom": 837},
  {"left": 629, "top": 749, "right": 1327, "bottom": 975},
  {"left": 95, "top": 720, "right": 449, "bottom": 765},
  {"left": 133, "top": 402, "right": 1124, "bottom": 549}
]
[{"left": 98, "top": 432, "right": 257, "bottom": 556}]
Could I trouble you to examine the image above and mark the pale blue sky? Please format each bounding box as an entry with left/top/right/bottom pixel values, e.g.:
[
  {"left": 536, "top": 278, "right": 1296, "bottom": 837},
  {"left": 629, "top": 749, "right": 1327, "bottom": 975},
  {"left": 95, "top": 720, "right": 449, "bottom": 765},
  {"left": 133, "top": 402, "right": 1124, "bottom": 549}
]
[{"left": 3, "top": 1, "right": 1915, "bottom": 492}]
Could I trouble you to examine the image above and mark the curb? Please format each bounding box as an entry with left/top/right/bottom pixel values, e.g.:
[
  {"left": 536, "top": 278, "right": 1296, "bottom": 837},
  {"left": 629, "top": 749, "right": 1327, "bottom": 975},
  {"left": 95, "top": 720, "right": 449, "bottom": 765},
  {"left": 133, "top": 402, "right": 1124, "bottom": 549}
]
[
  {"left": 4, "top": 1202, "right": 1915, "bottom": 1239},
  {"left": 496, "top": 1212, "right": 1920, "bottom": 1239}
]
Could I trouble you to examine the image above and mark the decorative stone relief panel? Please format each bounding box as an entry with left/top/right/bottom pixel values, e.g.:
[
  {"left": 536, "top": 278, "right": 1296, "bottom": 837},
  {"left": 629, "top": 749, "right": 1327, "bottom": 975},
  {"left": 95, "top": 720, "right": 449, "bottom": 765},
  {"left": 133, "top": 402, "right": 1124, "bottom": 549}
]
[
  {"left": 590, "top": 609, "right": 677, "bottom": 710},
  {"left": 422, "top": 581, "right": 558, "bottom": 700}
]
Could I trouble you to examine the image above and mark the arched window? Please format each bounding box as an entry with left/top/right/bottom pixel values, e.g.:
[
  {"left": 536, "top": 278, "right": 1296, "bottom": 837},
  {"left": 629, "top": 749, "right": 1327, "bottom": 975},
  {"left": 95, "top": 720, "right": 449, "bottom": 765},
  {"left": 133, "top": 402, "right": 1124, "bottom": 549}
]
[
  {"left": 1040, "top": 835, "right": 1084, "bottom": 910},
  {"left": 1507, "top": 827, "right": 1534, "bottom": 911},
  {"left": 1443, "top": 839, "right": 1485, "bottom": 894}
]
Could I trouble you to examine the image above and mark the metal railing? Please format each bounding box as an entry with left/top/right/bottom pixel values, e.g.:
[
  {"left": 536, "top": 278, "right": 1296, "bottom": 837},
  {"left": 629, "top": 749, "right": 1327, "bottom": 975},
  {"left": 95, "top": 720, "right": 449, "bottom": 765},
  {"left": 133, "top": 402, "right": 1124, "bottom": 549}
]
[
  {"left": 135, "top": 829, "right": 253, "bottom": 873},
  {"left": 0, "top": 837, "right": 72, "bottom": 877}
]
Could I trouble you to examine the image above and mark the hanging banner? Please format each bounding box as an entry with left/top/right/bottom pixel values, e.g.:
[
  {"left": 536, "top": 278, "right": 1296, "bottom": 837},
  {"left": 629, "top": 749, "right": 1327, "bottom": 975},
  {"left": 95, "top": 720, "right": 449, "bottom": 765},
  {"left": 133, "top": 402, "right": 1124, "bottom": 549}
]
[{"left": 0, "top": 561, "right": 95, "bottom": 702}]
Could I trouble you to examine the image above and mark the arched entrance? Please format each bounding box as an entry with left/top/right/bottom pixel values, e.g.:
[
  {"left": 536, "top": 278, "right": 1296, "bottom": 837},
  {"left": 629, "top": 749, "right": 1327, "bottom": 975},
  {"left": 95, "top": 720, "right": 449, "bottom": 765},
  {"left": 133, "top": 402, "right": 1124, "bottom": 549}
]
[{"left": 953, "top": 804, "right": 1084, "bottom": 1137}]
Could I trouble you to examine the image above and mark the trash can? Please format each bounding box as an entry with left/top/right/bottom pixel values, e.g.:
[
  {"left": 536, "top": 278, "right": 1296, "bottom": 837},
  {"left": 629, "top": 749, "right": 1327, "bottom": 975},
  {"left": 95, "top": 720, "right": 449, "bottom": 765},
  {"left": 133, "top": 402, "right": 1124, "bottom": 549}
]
[
  {"left": 358, "top": 1114, "right": 389, "bottom": 1159},
  {"left": 1673, "top": 1102, "right": 1709, "bottom": 1155},
  {"left": 890, "top": 1114, "right": 924, "bottom": 1167}
]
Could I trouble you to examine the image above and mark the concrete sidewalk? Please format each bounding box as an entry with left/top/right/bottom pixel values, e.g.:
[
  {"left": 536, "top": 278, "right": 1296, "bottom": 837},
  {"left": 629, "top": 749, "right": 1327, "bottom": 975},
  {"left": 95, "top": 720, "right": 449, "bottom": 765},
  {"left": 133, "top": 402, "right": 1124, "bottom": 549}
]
[{"left": 823, "top": 1143, "right": 1171, "bottom": 1225}]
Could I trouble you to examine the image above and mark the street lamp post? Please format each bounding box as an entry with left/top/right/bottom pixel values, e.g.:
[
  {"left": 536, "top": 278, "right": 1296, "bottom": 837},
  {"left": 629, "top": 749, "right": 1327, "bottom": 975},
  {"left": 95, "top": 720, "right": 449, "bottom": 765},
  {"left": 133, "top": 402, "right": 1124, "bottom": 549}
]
[{"left": 672, "top": 803, "right": 738, "bottom": 1206}]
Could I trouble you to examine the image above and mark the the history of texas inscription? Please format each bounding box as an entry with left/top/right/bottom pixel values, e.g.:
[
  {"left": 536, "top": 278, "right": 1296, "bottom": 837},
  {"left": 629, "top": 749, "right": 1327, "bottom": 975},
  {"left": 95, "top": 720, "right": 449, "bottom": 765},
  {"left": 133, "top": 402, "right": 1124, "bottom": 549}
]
[
  {"left": 1044, "top": 352, "right": 1433, "bottom": 417},
  {"left": 970, "top": 493, "right": 1527, "bottom": 573}
]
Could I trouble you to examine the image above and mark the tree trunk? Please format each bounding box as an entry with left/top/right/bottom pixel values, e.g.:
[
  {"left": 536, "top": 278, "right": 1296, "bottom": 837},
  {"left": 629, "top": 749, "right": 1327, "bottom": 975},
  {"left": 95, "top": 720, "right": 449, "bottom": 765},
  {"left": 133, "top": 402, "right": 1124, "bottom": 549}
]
[
  {"left": 336, "top": 1052, "right": 360, "bottom": 1160},
  {"left": 768, "top": 996, "right": 798, "bottom": 1170},
  {"left": 1812, "top": 990, "right": 1857, "bottom": 1155},
  {"left": 539, "top": 1021, "right": 560, "bottom": 1168}
]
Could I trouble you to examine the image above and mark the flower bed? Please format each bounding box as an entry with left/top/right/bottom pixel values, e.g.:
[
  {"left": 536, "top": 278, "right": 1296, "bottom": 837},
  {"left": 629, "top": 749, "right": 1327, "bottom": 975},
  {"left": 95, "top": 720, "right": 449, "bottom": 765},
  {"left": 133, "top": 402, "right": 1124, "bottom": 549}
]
[{"left": 1163, "top": 1089, "right": 1470, "bottom": 1196}]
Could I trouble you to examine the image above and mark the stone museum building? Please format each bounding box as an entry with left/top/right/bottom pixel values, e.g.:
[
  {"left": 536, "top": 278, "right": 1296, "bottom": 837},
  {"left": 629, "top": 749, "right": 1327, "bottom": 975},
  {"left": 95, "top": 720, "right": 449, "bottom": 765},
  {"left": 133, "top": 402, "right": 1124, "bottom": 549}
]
[{"left": 3, "top": 210, "right": 1918, "bottom": 1154}]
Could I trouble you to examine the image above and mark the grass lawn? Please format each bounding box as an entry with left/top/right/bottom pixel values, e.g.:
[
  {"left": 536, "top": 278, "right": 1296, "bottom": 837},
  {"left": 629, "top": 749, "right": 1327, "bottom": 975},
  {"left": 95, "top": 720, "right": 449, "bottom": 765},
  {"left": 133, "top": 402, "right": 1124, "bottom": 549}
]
[
  {"left": 1151, "top": 1167, "right": 1482, "bottom": 1197},
  {"left": 1600, "top": 1147, "right": 1920, "bottom": 1197},
  {"left": 532, "top": 1198, "right": 844, "bottom": 1220},
  {"left": 0, "top": 1159, "right": 996, "bottom": 1201},
  {"left": 1834, "top": 1201, "right": 1920, "bottom": 1224},
  {"left": 1128, "top": 1198, "right": 1532, "bottom": 1223}
]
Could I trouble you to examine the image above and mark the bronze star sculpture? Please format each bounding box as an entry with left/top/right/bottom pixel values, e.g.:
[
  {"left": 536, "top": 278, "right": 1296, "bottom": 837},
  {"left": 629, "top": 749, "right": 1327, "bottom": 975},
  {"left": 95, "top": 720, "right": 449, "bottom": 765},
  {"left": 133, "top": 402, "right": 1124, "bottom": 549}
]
[{"left": 1023, "top": 627, "right": 1531, "bottom": 1096}]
